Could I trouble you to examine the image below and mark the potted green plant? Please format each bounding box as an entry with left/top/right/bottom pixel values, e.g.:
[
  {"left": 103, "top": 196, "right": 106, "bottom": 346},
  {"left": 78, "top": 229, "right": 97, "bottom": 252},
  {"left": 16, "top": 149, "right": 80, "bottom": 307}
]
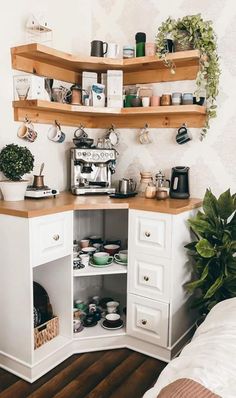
[
  {"left": 185, "top": 188, "right": 236, "bottom": 316},
  {"left": 156, "top": 14, "right": 221, "bottom": 139},
  {"left": 0, "top": 144, "right": 34, "bottom": 201}
]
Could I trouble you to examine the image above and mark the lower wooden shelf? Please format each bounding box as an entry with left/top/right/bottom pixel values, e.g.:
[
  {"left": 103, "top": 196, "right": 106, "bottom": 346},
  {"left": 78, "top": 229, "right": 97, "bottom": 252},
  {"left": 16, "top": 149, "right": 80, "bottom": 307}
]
[{"left": 13, "top": 100, "right": 206, "bottom": 128}]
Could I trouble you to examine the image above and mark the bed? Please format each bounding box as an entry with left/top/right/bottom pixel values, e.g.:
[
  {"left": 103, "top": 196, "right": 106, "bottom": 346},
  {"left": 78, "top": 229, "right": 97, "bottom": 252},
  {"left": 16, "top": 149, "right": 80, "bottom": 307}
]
[{"left": 143, "top": 298, "right": 236, "bottom": 398}]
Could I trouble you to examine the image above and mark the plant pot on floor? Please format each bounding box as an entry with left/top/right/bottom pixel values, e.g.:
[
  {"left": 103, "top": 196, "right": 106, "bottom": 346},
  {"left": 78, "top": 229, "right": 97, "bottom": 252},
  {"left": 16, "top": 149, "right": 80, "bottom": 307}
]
[{"left": 0, "top": 180, "right": 29, "bottom": 201}]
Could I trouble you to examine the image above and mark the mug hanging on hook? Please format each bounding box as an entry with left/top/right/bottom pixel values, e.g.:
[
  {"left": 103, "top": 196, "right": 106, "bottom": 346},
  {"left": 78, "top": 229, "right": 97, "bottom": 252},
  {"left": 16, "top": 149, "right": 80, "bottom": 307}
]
[
  {"left": 105, "top": 124, "right": 119, "bottom": 147},
  {"left": 47, "top": 120, "right": 65, "bottom": 143},
  {"left": 139, "top": 123, "right": 152, "bottom": 144},
  {"left": 175, "top": 123, "right": 192, "bottom": 145},
  {"left": 17, "top": 116, "right": 38, "bottom": 142}
]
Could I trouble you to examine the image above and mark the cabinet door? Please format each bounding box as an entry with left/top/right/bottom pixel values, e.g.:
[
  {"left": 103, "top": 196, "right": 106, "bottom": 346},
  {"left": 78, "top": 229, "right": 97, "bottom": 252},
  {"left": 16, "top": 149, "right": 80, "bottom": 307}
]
[
  {"left": 127, "top": 293, "right": 169, "bottom": 347},
  {"left": 30, "top": 211, "right": 73, "bottom": 267},
  {"left": 128, "top": 253, "right": 170, "bottom": 302},
  {"left": 129, "top": 210, "right": 172, "bottom": 258}
]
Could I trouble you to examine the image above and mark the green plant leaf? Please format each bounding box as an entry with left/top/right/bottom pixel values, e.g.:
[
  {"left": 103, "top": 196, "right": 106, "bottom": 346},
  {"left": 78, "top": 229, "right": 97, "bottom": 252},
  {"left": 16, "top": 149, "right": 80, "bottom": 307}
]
[
  {"left": 184, "top": 241, "right": 198, "bottom": 250},
  {"left": 218, "top": 189, "right": 235, "bottom": 220},
  {"left": 196, "top": 239, "right": 216, "bottom": 258},
  {"left": 204, "top": 274, "right": 224, "bottom": 298},
  {"left": 185, "top": 262, "right": 209, "bottom": 292},
  {"left": 203, "top": 188, "right": 218, "bottom": 219}
]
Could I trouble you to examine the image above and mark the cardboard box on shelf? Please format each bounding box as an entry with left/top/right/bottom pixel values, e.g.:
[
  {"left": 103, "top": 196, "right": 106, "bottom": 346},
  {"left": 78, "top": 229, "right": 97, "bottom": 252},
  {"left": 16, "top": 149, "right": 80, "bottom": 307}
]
[
  {"left": 107, "top": 70, "right": 123, "bottom": 108},
  {"left": 13, "top": 75, "right": 48, "bottom": 101}
]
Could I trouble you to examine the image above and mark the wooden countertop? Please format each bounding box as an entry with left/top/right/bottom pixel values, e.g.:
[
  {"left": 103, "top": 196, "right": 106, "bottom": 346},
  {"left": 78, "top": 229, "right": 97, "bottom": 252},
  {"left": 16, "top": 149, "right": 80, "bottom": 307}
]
[{"left": 0, "top": 192, "right": 202, "bottom": 218}]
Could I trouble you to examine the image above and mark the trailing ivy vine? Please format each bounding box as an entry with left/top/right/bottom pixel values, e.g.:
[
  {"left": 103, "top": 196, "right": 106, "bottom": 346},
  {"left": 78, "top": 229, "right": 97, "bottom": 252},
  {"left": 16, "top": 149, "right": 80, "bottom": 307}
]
[{"left": 156, "top": 14, "right": 221, "bottom": 139}]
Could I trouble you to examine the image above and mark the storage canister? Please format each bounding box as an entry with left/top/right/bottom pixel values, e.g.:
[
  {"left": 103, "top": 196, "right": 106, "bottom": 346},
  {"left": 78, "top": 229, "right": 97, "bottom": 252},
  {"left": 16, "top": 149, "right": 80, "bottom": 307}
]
[
  {"left": 135, "top": 32, "right": 146, "bottom": 57},
  {"left": 123, "top": 45, "right": 135, "bottom": 59}
]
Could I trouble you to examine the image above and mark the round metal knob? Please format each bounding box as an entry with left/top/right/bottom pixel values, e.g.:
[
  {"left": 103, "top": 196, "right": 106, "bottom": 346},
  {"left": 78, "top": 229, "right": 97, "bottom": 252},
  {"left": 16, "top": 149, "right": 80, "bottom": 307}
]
[
  {"left": 141, "top": 319, "right": 147, "bottom": 325},
  {"left": 53, "top": 234, "right": 60, "bottom": 241},
  {"left": 145, "top": 231, "right": 151, "bottom": 237},
  {"left": 143, "top": 276, "right": 149, "bottom": 282}
]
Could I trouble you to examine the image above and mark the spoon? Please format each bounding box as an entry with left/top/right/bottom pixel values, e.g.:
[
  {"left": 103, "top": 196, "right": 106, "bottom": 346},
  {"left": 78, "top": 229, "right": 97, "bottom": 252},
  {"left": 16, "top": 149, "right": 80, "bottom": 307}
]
[{"left": 39, "top": 163, "right": 44, "bottom": 176}]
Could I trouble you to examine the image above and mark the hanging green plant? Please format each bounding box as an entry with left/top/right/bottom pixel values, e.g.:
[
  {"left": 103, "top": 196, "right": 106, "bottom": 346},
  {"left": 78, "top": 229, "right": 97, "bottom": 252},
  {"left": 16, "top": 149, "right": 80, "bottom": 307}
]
[{"left": 156, "top": 14, "right": 221, "bottom": 139}]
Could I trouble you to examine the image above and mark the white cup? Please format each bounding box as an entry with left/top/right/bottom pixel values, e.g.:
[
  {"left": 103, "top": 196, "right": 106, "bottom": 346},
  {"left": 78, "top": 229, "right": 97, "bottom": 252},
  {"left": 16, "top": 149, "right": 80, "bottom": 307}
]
[
  {"left": 106, "top": 301, "right": 119, "bottom": 313},
  {"left": 142, "top": 97, "right": 150, "bottom": 107},
  {"left": 79, "top": 254, "right": 89, "bottom": 266},
  {"left": 106, "top": 43, "right": 119, "bottom": 58}
]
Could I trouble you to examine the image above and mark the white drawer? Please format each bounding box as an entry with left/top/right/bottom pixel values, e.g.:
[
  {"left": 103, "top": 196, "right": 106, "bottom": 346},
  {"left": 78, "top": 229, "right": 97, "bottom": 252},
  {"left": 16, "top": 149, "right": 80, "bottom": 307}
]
[
  {"left": 128, "top": 253, "right": 170, "bottom": 301},
  {"left": 127, "top": 294, "right": 169, "bottom": 347},
  {"left": 30, "top": 211, "right": 73, "bottom": 267},
  {"left": 129, "top": 210, "right": 172, "bottom": 258}
]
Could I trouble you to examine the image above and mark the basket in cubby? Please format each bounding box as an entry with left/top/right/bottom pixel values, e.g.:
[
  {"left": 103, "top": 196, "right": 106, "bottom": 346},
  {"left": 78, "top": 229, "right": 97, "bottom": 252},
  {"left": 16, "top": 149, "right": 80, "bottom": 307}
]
[{"left": 34, "top": 316, "right": 59, "bottom": 350}]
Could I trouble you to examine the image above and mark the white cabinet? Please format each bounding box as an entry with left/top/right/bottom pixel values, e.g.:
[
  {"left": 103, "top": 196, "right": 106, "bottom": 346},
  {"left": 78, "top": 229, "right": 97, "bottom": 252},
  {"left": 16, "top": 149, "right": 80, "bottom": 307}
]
[
  {"left": 30, "top": 211, "right": 72, "bottom": 267},
  {"left": 129, "top": 210, "right": 172, "bottom": 258},
  {"left": 128, "top": 253, "right": 170, "bottom": 301},
  {"left": 127, "top": 294, "right": 169, "bottom": 347},
  {"left": 127, "top": 208, "right": 197, "bottom": 356}
]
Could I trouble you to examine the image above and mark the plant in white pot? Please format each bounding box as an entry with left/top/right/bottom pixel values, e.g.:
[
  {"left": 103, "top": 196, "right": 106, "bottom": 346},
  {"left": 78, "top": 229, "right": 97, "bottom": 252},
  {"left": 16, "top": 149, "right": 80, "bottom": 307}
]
[{"left": 0, "top": 144, "right": 34, "bottom": 201}]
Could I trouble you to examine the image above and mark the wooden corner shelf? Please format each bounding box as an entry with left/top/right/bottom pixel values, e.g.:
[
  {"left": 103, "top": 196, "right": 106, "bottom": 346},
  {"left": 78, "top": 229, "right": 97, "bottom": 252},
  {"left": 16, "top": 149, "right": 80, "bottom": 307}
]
[
  {"left": 11, "top": 43, "right": 200, "bottom": 84},
  {"left": 13, "top": 100, "right": 206, "bottom": 128}
]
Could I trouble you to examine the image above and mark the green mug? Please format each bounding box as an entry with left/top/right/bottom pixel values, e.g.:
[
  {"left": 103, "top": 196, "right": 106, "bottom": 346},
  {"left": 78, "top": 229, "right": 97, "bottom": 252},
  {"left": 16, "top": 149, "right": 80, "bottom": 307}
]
[
  {"left": 93, "top": 252, "right": 113, "bottom": 265},
  {"left": 125, "top": 94, "right": 136, "bottom": 107}
]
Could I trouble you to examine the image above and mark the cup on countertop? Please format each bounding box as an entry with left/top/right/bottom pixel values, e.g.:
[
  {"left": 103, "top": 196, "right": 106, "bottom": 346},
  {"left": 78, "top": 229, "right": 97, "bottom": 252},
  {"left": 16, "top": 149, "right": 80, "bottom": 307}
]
[
  {"left": 105, "top": 313, "right": 121, "bottom": 327},
  {"left": 106, "top": 301, "right": 119, "bottom": 313},
  {"left": 47, "top": 122, "right": 65, "bottom": 143},
  {"left": 93, "top": 251, "right": 113, "bottom": 265},
  {"left": 104, "top": 244, "right": 120, "bottom": 255}
]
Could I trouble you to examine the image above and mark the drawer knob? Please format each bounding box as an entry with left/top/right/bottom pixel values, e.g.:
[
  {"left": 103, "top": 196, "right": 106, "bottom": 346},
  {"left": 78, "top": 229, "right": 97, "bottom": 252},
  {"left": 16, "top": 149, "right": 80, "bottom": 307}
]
[
  {"left": 53, "top": 234, "right": 60, "bottom": 241},
  {"left": 143, "top": 276, "right": 149, "bottom": 282},
  {"left": 145, "top": 231, "right": 151, "bottom": 237},
  {"left": 141, "top": 319, "right": 147, "bottom": 325}
]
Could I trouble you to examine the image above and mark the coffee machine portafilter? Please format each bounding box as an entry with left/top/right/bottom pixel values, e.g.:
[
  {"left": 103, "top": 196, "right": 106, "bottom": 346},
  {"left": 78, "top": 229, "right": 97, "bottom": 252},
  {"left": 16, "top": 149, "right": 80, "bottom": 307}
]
[{"left": 71, "top": 148, "right": 116, "bottom": 195}]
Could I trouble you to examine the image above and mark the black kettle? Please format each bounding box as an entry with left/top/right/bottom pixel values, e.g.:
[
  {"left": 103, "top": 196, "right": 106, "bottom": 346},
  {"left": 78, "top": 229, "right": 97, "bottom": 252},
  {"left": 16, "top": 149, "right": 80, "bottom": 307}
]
[{"left": 169, "top": 166, "right": 190, "bottom": 199}]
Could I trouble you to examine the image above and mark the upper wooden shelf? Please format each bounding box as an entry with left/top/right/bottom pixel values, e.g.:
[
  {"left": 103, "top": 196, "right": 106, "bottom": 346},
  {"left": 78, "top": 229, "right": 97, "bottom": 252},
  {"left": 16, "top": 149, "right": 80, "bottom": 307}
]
[
  {"left": 11, "top": 43, "right": 201, "bottom": 84},
  {"left": 13, "top": 100, "right": 206, "bottom": 128}
]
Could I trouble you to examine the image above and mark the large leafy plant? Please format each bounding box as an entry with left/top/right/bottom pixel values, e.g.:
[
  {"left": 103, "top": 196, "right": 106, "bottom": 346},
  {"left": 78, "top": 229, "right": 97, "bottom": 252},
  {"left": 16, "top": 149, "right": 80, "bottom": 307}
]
[
  {"left": 0, "top": 144, "right": 34, "bottom": 181},
  {"left": 156, "top": 14, "right": 221, "bottom": 139},
  {"left": 185, "top": 189, "right": 236, "bottom": 315}
]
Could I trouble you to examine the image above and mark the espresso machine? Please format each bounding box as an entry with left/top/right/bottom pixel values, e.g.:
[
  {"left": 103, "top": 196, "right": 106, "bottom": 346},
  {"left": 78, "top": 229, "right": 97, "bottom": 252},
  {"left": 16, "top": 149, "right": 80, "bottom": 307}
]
[{"left": 71, "top": 148, "right": 116, "bottom": 195}]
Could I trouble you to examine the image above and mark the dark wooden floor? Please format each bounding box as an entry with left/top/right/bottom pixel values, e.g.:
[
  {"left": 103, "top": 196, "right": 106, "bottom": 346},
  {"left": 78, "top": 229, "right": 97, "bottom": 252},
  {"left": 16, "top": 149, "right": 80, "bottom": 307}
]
[{"left": 0, "top": 349, "right": 166, "bottom": 398}]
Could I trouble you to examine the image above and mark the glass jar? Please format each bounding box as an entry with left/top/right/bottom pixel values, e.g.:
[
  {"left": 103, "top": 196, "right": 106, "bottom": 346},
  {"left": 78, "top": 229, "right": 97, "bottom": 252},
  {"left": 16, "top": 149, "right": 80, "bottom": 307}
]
[{"left": 138, "top": 171, "right": 153, "bottom": 197}]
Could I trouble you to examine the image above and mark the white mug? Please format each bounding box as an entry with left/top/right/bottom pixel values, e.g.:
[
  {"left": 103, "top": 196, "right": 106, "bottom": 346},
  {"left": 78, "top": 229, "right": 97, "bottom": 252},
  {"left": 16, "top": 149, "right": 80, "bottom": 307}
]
[
  {"left": 105, "top": 43, "right": 119, "bottom": 58},
  {"left": 142, "top": 97, "right": 150, "bottom": 107}
]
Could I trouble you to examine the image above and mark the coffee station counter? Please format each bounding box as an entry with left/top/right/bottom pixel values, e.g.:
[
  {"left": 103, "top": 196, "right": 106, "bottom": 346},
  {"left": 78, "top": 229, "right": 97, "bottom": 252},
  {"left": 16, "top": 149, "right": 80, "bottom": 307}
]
[{"left": 0, "top": 191, "right": 202, "bottom": 218}]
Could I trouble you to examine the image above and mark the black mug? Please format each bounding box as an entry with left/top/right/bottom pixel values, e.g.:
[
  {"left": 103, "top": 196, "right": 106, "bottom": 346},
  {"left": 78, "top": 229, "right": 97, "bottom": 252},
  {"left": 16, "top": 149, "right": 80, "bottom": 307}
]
[
  {"left": 176, "top": 124, "right": 192, "bottom": 145},
  {"left": 161, "top": 39, "right": 174, "bottom": 53},
  {"left": 90, "top": 40, "right": 108, "bottom": 57}
]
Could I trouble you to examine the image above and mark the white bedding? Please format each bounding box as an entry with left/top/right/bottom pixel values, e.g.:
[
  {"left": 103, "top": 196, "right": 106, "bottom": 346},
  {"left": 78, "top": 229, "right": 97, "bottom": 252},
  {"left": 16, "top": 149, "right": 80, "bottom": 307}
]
[{"left": 143, "top": 298, "right": 236, "bottom": 398}]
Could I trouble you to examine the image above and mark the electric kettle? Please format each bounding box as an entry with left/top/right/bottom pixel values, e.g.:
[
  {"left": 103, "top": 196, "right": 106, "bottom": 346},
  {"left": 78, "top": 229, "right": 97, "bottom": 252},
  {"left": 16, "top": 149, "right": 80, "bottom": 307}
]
[{"left": 169, "top": 166, "right": 190, "bottom": 199}]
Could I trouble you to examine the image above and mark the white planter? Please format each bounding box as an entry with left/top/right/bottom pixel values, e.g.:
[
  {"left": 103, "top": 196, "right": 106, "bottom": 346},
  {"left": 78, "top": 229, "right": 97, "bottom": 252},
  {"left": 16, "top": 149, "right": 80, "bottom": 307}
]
[{"left": 0, "top": 180, "right": 28, "bottom": 201}]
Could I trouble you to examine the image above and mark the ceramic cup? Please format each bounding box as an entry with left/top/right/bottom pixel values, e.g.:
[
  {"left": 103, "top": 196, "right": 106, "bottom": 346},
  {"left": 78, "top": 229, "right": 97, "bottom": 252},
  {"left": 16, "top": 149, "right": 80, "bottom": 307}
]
[
  {"left": 105, "top": 313, "right": 121, "bottom": 326},
  {"left": 150, "top": 96, "right": 160, "bottom": 106},
  {"left": 104, "top": 244, "right": 120, "bottom": 256},
  {"left": 145, "top": 42, "right": 156, "bottom": 56},
  {"left": 114, "top": 250, "right": 128, "bottom": 263},
  {"left": 93, "top": 252, "right": 112, "bottom": 265},
  {"left": 73, "top": 319, "right": 82, "bottom": 333},
  {"left": 78, "top": 253, "right": 89, "bottom": 266},
  {"left": 142, "top": 97, "right": 150, "bottom": 107},
  {"left": 81, "top": 246, "right": 97, "bottom": 255},
  {"left": 106, "top": 301, "right": 119, "bottom": 314},
  {"left": 17, "top": 120, "right": 37, "bottom": 142},
  {"left": 47, "top": 123, "right": 65, "bottom": 143},
  {"left": 105, "top": 43, "right": 119, "bottom": 58},
  {"left": 80, "top": 239, "right": 90, "bottom": 248}
]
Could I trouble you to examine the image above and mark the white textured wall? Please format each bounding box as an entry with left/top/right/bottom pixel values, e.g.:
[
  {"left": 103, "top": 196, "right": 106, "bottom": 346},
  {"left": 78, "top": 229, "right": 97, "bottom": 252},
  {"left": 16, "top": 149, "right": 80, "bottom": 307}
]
[
  {"left": 0, "top": 0, "right": 235, "bottom": 198},
  {"left": 91, "top": 0, "right": 236, "bottom": 197}
]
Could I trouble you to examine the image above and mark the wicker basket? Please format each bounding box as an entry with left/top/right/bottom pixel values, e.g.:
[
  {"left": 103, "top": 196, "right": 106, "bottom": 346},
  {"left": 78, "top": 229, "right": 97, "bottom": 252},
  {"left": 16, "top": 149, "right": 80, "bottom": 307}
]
[{"left": 34, "top": 316, "right": 59, "bottom": 349}]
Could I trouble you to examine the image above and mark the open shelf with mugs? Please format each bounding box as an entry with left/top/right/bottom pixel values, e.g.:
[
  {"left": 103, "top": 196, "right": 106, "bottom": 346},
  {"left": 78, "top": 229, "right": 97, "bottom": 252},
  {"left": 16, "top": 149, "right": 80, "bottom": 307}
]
[
  {"left": 11, "top": 43, "right": 206, "bottom": 128},
  {"left": 11, "top": 43, "right": 201, "bottom": 84},
  {"left": 13, "top": 99, "right": 206, "bottom": 128}
]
